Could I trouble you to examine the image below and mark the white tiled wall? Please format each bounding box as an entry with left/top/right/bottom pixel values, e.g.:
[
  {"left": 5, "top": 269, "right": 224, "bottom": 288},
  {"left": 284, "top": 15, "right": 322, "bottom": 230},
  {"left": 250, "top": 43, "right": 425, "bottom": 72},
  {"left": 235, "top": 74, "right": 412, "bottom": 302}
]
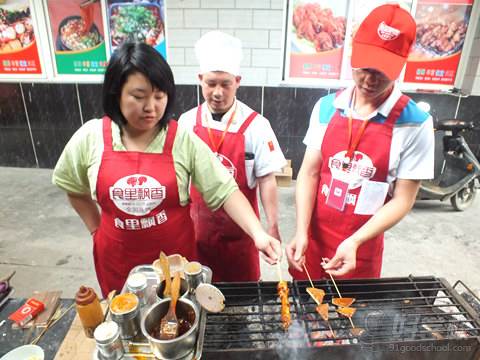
[
  {"left": 167, "top": 0, "right": 480, "bottom": 94},
  {"left": 167, "top": 0, "right": 284, "bottom": 86}
]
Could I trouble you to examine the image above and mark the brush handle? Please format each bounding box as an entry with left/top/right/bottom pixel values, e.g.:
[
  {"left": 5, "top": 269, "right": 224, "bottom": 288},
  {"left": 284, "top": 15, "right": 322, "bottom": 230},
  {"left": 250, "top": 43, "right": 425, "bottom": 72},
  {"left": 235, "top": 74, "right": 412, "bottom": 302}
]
[
  {"left": 0, "top": 270, "right": 15, "bottom": 284},
  {"left": 170, "top": 272, "right": 181, "bottom": 310},
  {"left": 160, "top": 252, "right": 171, "bottom": 296}
]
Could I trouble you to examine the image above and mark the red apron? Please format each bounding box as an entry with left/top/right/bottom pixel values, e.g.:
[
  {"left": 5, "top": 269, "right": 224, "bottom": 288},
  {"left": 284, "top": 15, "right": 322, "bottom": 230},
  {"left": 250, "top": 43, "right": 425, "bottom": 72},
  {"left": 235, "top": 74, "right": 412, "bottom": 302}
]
[
  {"left": 190, "top": 104, "right": 260, "bottom": 282},
  {"left": 94, "top": 117, "right": 196, "bottom": 296},
  {"left": 290, "top": 94, "right": 410, "bottom": 280}
]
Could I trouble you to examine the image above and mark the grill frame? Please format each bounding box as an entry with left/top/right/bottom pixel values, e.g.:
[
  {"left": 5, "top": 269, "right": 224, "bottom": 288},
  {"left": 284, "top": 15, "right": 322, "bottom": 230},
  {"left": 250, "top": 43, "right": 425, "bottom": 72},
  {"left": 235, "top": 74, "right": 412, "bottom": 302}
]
[{"left": 202, "top": 276, "right": 480, "bottom": 360}]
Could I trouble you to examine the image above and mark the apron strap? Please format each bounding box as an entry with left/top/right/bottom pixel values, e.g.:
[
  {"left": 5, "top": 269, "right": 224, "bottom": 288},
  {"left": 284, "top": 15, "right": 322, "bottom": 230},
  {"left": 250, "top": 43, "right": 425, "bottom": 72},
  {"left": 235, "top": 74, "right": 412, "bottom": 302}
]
[
  {"left": 102, "top": 116, "right": 113, "bottom": 151},
  {"left": 195, "top": 104, "right": 203, "bottom": 127},
  {"left": 384, "top": 95, "right": 410, "bottom": 127},
  {"left": 237, "top": 111, "right": 258, "bottom": 135},
  {"left": 163, "top": 120, "right": 177, "bottom": 155}
]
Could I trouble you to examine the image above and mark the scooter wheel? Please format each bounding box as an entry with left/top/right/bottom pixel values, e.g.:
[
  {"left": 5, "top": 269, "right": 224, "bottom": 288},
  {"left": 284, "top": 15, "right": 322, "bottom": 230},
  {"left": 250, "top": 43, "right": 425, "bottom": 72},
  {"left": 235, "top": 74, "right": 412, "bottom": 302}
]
[{"left": 450, "top": 184, "right": 476, "bottom": 211}]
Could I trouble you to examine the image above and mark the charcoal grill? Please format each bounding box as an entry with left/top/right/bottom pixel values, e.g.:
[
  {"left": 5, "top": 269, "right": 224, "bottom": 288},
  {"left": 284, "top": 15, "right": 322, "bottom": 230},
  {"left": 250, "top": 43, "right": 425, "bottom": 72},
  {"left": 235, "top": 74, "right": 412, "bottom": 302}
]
[{"left": 202, "top": 276, "right": 480, "bottom": 359}]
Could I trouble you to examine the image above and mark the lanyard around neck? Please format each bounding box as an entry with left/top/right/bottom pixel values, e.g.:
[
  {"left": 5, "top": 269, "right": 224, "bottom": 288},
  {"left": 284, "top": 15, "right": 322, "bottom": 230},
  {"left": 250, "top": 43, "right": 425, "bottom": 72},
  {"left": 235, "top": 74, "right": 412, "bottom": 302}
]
[
  {"left": 343, "top": 92, "right": 369, "bottom": 169},
  {"left": 205, "top": 104, "right": 237, "bottom": 153}
]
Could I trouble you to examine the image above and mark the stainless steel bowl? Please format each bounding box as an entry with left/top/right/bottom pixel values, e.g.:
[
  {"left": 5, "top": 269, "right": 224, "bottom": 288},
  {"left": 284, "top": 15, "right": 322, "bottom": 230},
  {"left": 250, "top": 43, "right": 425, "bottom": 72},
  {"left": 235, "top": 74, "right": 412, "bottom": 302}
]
[{"left": 141, "top": 298, "right": 199, "bottom": 359}]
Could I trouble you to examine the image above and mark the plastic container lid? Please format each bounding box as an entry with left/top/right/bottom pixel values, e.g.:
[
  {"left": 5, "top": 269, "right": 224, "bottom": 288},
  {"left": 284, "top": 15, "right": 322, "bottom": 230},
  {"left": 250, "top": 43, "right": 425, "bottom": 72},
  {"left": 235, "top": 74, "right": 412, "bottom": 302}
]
[
  {"left": 195, "top": 283, "right": 225, "bottom": 313},
  {"left": 94, "top": 321, "right": 119, "bottom": 343},
  {"left": 126, "top": 273, "right": 147, "bottom": 290}
]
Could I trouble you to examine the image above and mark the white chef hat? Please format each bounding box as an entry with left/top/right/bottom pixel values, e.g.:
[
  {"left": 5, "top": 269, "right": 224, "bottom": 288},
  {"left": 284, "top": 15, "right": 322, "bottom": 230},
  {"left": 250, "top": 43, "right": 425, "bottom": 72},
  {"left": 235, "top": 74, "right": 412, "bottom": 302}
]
[{"left": 195, "top": 31, "right": 243, "bottom": 76}]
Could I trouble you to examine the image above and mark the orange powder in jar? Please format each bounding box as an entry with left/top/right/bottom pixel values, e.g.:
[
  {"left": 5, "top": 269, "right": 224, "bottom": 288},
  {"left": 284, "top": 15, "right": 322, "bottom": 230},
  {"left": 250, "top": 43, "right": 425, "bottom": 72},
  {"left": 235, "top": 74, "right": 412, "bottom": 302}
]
[{"left": 109, "top": 293, "right": 138, "bottom": 314}]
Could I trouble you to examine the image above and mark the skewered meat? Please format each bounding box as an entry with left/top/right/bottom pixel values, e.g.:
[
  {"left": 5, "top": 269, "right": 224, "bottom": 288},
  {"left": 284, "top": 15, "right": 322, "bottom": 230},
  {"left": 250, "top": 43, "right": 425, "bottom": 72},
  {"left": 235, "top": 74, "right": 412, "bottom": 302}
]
[
  {"left": 414, "top": 5, "right": 468, "bottom": 56},
  {"left": 336, "top": 306, "right": 356, "bottom": 318},
  {"left": 277, "top": 280, "right": 291, "bottom": 330},
  {"left": 292, "top": 3, "right": 346, "bottom": 52},
  {"left": 316, "top": 303, "right": 329, "bottom": 322},
  {"left": 307, "top": 287, "right": 325, "bottom": 305},
  {"left": 332, "top": 297, "right": 355, "bottom": 307}
]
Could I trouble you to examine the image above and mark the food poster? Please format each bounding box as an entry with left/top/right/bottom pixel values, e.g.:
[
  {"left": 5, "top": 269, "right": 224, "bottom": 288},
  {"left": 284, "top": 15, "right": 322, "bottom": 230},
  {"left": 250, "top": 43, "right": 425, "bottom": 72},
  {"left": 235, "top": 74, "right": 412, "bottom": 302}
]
[
  {"left": 285, "top": 0, "right": 349, "bottom": 80},
  {"left": 45, "top": 0, "right": 108, "bottom": 75},
  {"left": 106, "top": 0, "right": 166, "bottom": 59},
  {"left": 0, "top": 0, "right": 42, "bottom": 75},
  {"left": 403, "top": 0, "right": 473, "bottom": 85},
  {"left": 339, "top": 0, "right": 413, "bottom": 80}
]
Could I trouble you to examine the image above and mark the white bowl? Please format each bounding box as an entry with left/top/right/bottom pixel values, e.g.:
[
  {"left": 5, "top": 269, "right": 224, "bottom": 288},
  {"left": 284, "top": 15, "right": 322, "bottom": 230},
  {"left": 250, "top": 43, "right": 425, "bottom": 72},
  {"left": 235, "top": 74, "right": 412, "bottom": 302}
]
[{"left": 0, "top": 344, "right": 44, "bottom": 360}]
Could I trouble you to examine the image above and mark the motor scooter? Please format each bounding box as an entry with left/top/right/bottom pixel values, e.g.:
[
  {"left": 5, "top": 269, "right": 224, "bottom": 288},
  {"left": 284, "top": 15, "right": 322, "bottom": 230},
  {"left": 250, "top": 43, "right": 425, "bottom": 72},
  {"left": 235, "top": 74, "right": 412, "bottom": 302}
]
[{"left": 416, "top": 102, "right": 480, "bottom": 211}]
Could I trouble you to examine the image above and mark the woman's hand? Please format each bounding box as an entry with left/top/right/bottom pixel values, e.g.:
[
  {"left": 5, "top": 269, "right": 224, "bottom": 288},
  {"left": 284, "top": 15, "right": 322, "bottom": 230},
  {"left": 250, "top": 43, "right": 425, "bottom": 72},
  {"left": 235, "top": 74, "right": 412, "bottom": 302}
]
[
  {"left": 286, "top": 232, "right": 308, "bottom": 272},
  {"left": 322, "top": 237, "right": 359, "bottom": 276},
  {"left": 252, "top": 230, "right": 282, "bottom": 265}
]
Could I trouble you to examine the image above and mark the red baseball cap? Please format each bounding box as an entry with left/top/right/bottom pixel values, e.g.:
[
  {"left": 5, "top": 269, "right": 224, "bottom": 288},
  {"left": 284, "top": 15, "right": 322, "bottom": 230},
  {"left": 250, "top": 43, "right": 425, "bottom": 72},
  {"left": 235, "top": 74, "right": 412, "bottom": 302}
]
[{"left": 351, "top": 4, "right": 416, "bottom": 80}]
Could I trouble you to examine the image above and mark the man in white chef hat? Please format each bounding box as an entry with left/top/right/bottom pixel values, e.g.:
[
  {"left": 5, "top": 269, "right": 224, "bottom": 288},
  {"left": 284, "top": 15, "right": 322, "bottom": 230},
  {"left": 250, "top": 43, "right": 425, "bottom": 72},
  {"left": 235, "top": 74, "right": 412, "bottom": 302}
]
[{"left": 179, "top": 31, "right": 286, "bottom": 282}]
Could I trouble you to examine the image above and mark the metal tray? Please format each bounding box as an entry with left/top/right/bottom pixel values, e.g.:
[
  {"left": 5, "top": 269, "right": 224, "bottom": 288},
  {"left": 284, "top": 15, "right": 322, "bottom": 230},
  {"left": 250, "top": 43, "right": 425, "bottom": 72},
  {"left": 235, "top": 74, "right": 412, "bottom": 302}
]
[{"left": 94, "top": 264, "right": 212, "bottom": 360}]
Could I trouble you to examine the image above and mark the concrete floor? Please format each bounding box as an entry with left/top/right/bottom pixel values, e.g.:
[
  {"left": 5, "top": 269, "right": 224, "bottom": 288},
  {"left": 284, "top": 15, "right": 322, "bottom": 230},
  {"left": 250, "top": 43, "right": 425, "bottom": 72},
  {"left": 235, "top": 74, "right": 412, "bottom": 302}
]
[{"left": 0, "top": 167, "right": 479, "bottom": 299}]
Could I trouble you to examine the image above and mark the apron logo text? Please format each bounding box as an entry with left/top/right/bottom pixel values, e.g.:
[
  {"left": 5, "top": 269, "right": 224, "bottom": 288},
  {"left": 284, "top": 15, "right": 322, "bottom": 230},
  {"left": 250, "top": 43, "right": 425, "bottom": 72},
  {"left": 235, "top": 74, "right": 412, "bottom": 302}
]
[
  {"left": 329, "top": 150, "right": 376, "bottom": 190},
  {"left": 114, "top": 210, "right": 168, "bottom": 231},
  {"left": 109, "top": 174, "right": 166, "bottom": 216},
  {"left": 216, "top": 153, "right": 237, "bottom": 179}
]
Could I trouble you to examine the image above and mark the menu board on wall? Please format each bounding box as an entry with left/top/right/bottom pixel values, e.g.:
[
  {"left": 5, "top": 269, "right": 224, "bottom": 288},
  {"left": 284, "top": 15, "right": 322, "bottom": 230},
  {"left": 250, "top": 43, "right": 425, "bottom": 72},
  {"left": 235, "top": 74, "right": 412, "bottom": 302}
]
[
  {"left": 106, "top": 0, "right": 166, "bottom": 59},
  {"left": 284, "top": 0, "right": 348, "bottom": 80},
  {"left": 45, "top": 0, "right": 108, "bottom": 75},
  {"left": 282, "top": 0, "right": 476, "bottom": 90},
  {"left": 339, "top": 0, "right": 413, "bottom": 81},
  {"left": 0, "top": 0, "right": 42, "bottom": 75},
  {"left": 403, "top": 0, "right": 473, "bottom": 85}
]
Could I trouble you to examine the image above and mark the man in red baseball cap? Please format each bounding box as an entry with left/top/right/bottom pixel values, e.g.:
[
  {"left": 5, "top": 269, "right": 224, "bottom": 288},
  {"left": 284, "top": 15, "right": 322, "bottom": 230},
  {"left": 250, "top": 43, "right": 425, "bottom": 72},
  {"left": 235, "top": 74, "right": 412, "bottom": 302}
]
[
  {"left": 287, "top": 4, "right": 434, "bottom": 280},
  {"left": 351, "top": 3, "right": 417, "bottom": 80}
]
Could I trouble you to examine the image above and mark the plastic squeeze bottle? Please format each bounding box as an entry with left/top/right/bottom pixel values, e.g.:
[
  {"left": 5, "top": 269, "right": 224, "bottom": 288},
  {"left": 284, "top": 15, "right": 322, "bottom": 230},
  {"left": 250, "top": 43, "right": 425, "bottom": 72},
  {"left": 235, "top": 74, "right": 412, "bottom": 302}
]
[{"left": 75, "top": 285, "right": 104, "bottom": 338}]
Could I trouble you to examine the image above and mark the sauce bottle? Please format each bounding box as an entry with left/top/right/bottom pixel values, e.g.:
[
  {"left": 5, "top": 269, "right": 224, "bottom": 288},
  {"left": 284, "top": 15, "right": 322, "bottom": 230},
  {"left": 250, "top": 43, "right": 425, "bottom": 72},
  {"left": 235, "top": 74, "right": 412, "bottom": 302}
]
[{"left": 76, "top": 285, "right": 104, "bottom": 338}]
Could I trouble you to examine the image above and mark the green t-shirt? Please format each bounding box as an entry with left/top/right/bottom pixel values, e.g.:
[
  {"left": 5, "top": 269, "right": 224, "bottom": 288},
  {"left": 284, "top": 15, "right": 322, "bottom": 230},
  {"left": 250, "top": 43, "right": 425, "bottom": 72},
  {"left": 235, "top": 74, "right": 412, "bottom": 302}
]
[{"left": 52, "top": 119, "right": 238, "bottom": 210}]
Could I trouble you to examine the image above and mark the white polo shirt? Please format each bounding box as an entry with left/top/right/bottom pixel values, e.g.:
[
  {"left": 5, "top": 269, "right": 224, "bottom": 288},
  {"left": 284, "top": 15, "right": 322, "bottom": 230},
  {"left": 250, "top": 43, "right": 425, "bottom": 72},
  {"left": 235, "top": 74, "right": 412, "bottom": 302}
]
[
  {"left": 179, "top": 99, "right": 287, "bottom": 189},
  {"left": 304, "top": 85, "right": 434, "bottom": 186}
]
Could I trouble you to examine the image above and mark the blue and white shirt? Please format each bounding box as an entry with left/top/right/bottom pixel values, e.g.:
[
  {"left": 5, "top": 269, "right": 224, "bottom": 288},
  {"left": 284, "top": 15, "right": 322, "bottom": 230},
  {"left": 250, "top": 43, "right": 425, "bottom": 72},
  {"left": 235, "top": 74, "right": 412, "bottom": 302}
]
[{"left": 304, "top": 85, "right": 435, "bottom": 186}]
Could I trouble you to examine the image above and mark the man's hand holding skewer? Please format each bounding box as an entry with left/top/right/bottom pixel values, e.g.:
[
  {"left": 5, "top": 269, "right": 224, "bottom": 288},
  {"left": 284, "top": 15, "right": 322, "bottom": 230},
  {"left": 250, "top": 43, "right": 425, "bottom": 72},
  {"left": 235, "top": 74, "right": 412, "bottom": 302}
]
[{"left": 322, "top": 237, "right": 359, "bottom": 276}]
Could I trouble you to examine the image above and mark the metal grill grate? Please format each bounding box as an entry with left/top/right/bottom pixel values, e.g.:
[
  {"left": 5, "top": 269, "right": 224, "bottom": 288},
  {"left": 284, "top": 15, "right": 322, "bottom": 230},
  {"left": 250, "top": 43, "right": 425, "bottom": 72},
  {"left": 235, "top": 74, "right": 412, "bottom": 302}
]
[{"left": 202, "top": 276, "right": 480, "bottom": 360}]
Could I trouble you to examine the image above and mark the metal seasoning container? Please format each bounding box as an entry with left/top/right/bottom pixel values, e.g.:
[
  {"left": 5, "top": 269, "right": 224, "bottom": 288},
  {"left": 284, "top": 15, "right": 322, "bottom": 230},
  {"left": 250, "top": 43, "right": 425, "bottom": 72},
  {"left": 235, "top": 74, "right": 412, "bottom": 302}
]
[
  {"left": 94, "top": 321, "right": 124, "bottom": 360},
  {"left": 126, "top": 273, "right": 148, "bottom": 306},
  {"left": 109, "top": 293, "right": 140, "bottom": 339},
  {"left": 184, "top": 261, "right": 203, "bottom": 294}
]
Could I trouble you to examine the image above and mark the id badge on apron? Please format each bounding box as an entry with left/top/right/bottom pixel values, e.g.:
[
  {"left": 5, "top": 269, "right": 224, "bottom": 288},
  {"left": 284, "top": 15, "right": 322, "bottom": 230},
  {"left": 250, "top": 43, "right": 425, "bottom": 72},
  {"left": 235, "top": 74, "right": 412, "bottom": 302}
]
[{"left": 326, "top": 177, "right": 349, "bottom": 211}]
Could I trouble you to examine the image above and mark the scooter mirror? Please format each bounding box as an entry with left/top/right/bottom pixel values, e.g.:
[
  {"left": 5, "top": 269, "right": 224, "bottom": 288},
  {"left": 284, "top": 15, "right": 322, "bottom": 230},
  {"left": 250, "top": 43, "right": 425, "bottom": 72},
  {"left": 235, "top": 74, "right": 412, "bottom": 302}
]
[{"left": 417, "top": 101, "right": 431, "bottom": 113}]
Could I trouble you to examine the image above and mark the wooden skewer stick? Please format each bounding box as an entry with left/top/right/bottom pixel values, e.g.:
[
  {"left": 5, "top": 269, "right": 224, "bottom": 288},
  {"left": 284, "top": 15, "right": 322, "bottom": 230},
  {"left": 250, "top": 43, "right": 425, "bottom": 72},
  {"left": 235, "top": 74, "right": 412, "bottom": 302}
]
[
  {"left": 31, "top": 303, "right": 75, "bottom": 345},
  {"left": 303, "top": 263, "right": 315, "bottom": 289},
  {"left": 323, "top": 258, "right": 355, "bottom": 329},
  {"left": 276, "top": 261, "right": 283, "bottom": 282},
  {"left": 327, "top": 322, "right": 335, "bottom": 339}
]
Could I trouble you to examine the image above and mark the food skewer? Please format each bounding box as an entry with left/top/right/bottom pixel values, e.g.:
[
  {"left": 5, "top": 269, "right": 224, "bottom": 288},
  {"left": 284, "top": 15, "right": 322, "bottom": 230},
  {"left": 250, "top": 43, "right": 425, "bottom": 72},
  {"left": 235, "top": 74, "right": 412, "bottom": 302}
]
[
  {"left": 322, "top": 258, "right": 355, "bottom": 329},
  {"left": 303, "top": 263, "right": 335, "bottom": 338},
  {"left": 302, "top": 263, "right": 315, "bottom": 289},
  {"left": 276, "top": 261, "right": 291, "bottom": 330}
]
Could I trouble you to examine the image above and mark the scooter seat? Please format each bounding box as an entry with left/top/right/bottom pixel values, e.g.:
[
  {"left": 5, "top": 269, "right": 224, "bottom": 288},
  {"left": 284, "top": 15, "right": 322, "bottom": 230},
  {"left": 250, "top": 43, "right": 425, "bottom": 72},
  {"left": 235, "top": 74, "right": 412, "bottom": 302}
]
[{"left": 436, "top": 119, "right": 474, "bottom": 131}]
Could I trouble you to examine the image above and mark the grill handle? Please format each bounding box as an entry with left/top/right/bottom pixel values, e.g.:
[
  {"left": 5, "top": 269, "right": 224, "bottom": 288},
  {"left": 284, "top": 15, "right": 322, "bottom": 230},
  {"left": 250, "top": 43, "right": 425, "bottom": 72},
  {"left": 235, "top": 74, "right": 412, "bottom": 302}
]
[{"left": 453, "top": 280, "right": 480, "bottom": 307}]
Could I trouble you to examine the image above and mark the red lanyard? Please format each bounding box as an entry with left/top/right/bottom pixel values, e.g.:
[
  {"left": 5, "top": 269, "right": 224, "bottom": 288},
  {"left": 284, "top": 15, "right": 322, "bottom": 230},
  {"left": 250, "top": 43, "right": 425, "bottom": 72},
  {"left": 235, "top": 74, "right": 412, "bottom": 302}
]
[
  {"left": 343, "top": 110, "right": 369, "bottom": 169},
  {"left": 205, "top": 105, "right": 237, "bottom": 153}
]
